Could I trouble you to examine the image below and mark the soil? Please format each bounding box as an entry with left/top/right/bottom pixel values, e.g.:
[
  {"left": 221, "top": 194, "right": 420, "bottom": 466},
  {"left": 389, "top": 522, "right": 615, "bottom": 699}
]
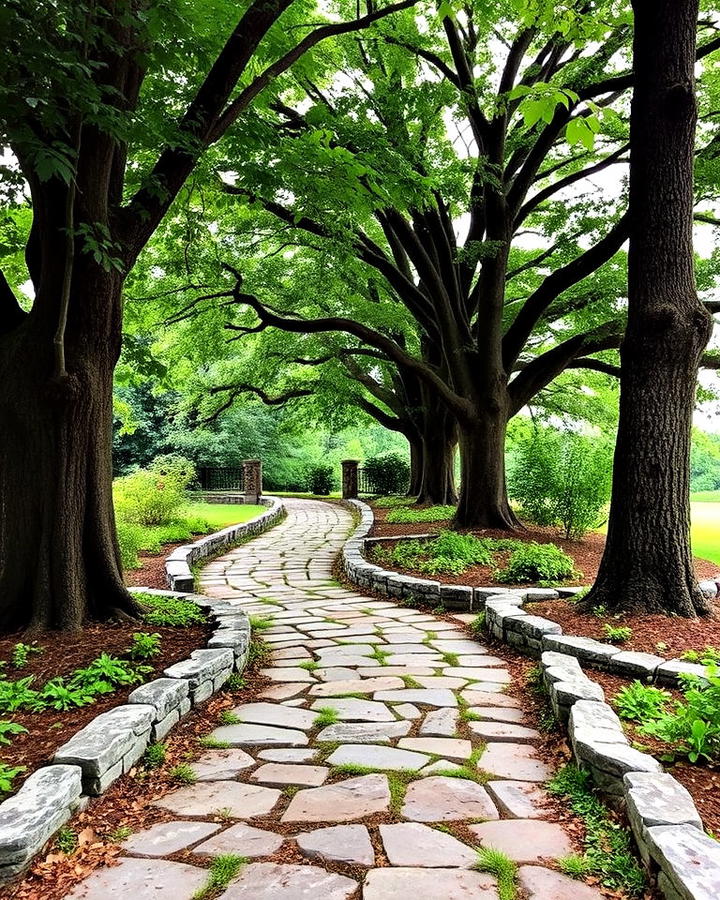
[
  {"left": 124, "top": 539, "right": 188, "bottom": 590},
  {"left": 0, "top": 615, "right": 212, "bottom": 793},
  {"left": 369, "top": 504, "right": 718, "bottom": 588},
  {"left": 526, "top": 597, "right": 720, "bottom": 657}
]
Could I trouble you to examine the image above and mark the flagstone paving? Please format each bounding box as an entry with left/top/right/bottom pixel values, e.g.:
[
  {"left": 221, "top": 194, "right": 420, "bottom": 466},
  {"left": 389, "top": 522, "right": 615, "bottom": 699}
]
[{"left": 65, "top": 498, "right": 603, "bottom": 899}]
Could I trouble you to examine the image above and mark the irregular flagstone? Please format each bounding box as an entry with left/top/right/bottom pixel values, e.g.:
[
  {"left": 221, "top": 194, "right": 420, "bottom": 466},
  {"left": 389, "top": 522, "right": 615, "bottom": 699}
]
[
  {"left": 314, "top": 667, "right": 368, "bottom": 681},
  {"left": 430, "top": 640, "right": 487, "bottom": 654},
  {"left": 257, "top": 683, "right": 309, "bottom": 701},
  {"left": 469, "top": 819, "right": 573, "bottom": 863},
  {"left": 316, "top": 721, "right": 411, "bottom": 743},
  {"left": 518, "top": 865, "right": 605, "bottom": 899},
  {"left": 326, "top": 744, "right": 429, "bottom": 771},
  {"left": 210, "top": 723, "right": 309, "bottom": 747},
  {"left": 479, "top": 743, "right": 552, "bottom": 782},
  {"left": 296, "top": 824, "right": 375, "bottom": 866},
  {"left": 218, "top": 862, "right": 358, "bottom": 899},
  {"left": 418, "top": 708, "right": 458, "bottom": 736},
  {"left": 413, "top": 676, "right": 468, "bottom": 689},
  {"left": 461, "top": 689, "right": 521, "bottom": 707},
  {"left": 258, "top": 748, "right": 318, "bottom": 763},
  {"left": 259, "top": 667, "right": 317, "bottom": 683},
  {"left": 250, "top": 763, "right": 329, "bottom": 787},
  {"left": 190, "top": 749, "right": 256, "bottom": 781},
  {"left": 281, "top": 773, "right": 390, "bottom": 823},
  {"left": 373, "top": 688, "right": 458, "bottom": 707},
  {"left": 394, "top": 703, "right": 421, "bottom": 719},
  {"left": 467, "top": 706, "right": 527, "bottom": 724},
  {"left": 122, "top": 821, "right": 220, "bottom": 857},
  {"left": 385, "top": 655, "right": 445, "bottom": 667},
  {"left": 468, "top": 721, "right": 539, "bottom": 742},
  {"left": 315, "top": 644, "right": 377, "bottom": 657},
  {"left": 397, "top": 738, "right": 472, "bottom": 760},
  {"left": 193, "top": 823, "right": 284, "bottom": 858},
  {"left": 63, "top": 858, "right": 207, "bottom": 899},
  {"left": 230, "top": 702, "right": 317, "bottom": 730},
  {"left": 419, "top": 759, "right": 464, "bottom": 775},
  {"left": 310, "top": 676, "right": 405, "bottom": 696},
  {"left": 357, "top": 666, "right": 436, "bottom": 677},
  {"left": 363, "top": 867, "right": 499, "bottom": 899},
  {"left": 402, "top": 776, "right": 499, "bottom": 822},
  {"left": 309, "top": 698, "right": 395, "bottom": 722},
  {"left": 486, "top": 781, "right": 550, "bottom": 819},
  {"left": 379, "top": 822, "right": 476, "bottom": 868},
  {"left": 443, "top": 667, "right": 512, "bottom": 683},
  {"left": 155, "top": 781, "right": 281, "bottom": 818}
]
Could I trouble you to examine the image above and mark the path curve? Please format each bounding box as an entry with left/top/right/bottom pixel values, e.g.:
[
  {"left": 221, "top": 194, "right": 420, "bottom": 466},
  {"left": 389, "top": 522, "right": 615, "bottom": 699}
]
[{"left": 66, "top": 499, "right": 603, "bottom": 900}]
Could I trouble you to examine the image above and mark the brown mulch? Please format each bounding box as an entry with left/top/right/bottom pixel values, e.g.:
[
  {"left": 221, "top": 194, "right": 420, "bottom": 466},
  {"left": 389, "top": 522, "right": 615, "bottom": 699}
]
[
  {"left": 0, "top": 617, "right": 212, "bottom": 794},
  {"left": 369, "top": 505, "right": 718, "bottom": 588},
  {"left": 124, "top": 539, "right": 188, "bottom": 590},
  {"left": 526, "top": 597, "right": 720, "bottom": 657}
]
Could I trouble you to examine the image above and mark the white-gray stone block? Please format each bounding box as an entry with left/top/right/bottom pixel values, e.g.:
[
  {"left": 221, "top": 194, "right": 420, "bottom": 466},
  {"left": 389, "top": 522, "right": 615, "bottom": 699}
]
[
  {"left": 129, "top": 677, "right": 189, "bottom": 721},
  {"left": 164, "top": 648, "right": 234, "bottom": 688},
  {"left": 542, "top": 634, "right": 621, "bottom": 667},
  {"left": 645, "top": 824, "right": 720, "bottom": 900}
]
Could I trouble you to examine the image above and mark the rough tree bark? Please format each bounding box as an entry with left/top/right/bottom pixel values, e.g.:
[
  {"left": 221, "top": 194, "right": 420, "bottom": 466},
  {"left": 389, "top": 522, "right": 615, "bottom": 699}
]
[
  {"left": 582, "top": 0, "right": 713, "bottom": 616},
  {"left": 416, "top": 400, "right": 457, "bottom": 506}
]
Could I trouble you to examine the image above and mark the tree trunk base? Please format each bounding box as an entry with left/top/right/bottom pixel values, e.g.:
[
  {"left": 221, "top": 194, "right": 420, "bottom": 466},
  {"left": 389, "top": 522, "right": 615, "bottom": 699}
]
[{"left": 578, "top": 573, "right": 712, "bottom": 618}]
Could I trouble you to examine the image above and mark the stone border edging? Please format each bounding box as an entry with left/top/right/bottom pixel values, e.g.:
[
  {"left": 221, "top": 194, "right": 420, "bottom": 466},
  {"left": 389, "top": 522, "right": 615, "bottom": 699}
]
[
  {"left": 165, "top": 495, "right": 285, "bottom": 591},
  {"left": 0, "top": 577, "right": 255, "bottom": 883},
  {"left": 341, "top": 499, "right": 716, "bottom": 690},
  {"left": 539, "top": 649, "right": 720, "bottom": 899}
]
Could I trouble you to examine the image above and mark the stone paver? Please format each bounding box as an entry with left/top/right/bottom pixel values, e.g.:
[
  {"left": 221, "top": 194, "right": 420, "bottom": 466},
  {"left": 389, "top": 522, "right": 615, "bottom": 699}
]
[{"left": 62, "top": 498, "right": 587, "bottom": 900}]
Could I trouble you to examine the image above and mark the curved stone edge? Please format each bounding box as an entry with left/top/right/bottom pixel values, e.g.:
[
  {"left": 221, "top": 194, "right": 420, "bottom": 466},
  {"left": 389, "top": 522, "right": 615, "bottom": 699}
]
[
  {"left": 539, "top": 652, "right": 720, "bottom": 900},
  {"left": 341, "top": 499, "right": 712, "bottom": 691},
  {"left": 0, "top": 583, "right": 253, "bottom": 885},
  {"left": 164, "top": 495, "right": 285, "bottom": 591}
]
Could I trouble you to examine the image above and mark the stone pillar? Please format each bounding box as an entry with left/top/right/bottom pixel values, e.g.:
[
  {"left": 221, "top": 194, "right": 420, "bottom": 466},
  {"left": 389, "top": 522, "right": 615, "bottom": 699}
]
[
  {"left": 243, "top": 459, "right": 263, "bottom": 504},
  {"left": 341, "top": 460, "right": 359, "bottom": 500}
]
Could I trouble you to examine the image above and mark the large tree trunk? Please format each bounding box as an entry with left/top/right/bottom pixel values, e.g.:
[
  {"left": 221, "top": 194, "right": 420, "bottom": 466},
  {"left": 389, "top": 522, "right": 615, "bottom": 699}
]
[
  {"left": 408, "top": 439, "right": 423, "bottom": 498},
  {"left": 453, "top": 407, "right": 519, "bottom": 530},
  {"left": 583, "top": 0, "right": 712, "bottom": 616},
  {"left": 416, "top": 406, "right": 457, "bottom": 506},
  {"left": 0, "top": 268, "right": 141, "bottom": 632}
]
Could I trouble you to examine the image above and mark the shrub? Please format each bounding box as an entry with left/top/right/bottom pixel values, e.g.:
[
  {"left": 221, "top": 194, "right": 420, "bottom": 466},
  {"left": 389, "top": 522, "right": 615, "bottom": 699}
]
[
  {"left": 386, "top": 504, "right": 455, "bottom": 524},
  {"left": 603, "top": 624, "right": 632, "bottom": 643},
  {"left": 136, "top": 592, "right": 206, "bottom": 627},
  {"left": 114, "top": 454, "right": 196, "bottom": 527},
  {"left": 681, "top": 646, "right": 720, "bottom": 665},
  {"left": 508, "top": 429, "right": 612, "bottom": 539},
  {"left": 116, "top": 520, "right": 144, "bottom": 569},
  {"left": 614, "top": 681, "right": 671, "bottom": 722},
  {"left": 305, "top": 463, "right": 334, "bottom": 495},
  {"left": 375, "top": 531, "right": 492, "bottom": 576},
  {"left": 127, "top": 632, "right": 162, "bottom": 660},
  {"left": 496, "top": 542, "right": 577, "bottom": 584},
  {"left": 363, "top": 453, "right": 410, "bottom": 496}
]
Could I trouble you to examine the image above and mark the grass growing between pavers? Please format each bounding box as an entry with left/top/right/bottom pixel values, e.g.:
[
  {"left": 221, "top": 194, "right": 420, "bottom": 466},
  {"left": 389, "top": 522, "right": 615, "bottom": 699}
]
[
  {"left": 199, "top": 735, "right": 230, "bottom": 750},
  {"left": 191, "top": 854, "right": 247, "bottom": 900},
  {"left": 475, "top": 847, "right": 518, "bottom": 900},
  {"left": 312, "top": 706, "right": 340, "bottom": 727},
  {"left": 329, "top": 764, "right": 422, "bottom": 812},
  {"left": 547, "top": 764, "right": 647, "bottom": 897},
  {"left": 168, "top": 763, "right": 197, "bottom": 785},
  {"left": 218, "top": 710, "right": 241, "bottom": 725},
  {"left": 248, "top": 615, "right": 275, "bottom": 632}
]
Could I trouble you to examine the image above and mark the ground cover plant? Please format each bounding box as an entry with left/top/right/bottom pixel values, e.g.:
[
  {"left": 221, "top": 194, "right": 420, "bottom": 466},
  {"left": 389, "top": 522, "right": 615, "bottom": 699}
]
[{"left": 372, "top": 531, "right": 579, "bottom": 584}]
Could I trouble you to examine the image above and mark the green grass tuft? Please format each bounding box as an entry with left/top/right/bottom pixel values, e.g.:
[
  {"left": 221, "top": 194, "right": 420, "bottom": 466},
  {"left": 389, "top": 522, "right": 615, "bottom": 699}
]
[
  {"left": 192, "top": 854, "right": 247, "bottom": 899},
  {"left": 168, "top": 763, "right": 197, "bottom": 785},
  {"left": 313, "top": 706, "right": 340, "bottom": 727},
  {"left": 475, "top": 847, "right": 517, "bottom": 900}
]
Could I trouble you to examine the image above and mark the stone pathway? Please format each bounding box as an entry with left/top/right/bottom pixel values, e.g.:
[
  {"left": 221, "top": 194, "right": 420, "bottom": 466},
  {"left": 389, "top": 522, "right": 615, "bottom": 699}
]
[{"left": 66, "top": 499, "right": 603, "bottom": 900}]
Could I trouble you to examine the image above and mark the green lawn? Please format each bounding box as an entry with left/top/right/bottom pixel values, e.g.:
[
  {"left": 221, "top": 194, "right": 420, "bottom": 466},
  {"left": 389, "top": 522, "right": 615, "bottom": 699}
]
[
  {"left": 185, "top": 502, "right": 266, "bottom": 529},
  {"left": 690, "top": 500, "right": 720, "bottom": 566}
]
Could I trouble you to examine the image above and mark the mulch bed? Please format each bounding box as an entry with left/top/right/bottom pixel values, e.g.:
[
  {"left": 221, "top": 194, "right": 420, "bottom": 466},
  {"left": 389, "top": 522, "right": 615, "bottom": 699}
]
[
  {"left": 124, "top": 539, "right": 188, "bottom": 590},
  {"left": 0, "top": 618, "right": 211, "bottom": 793}
]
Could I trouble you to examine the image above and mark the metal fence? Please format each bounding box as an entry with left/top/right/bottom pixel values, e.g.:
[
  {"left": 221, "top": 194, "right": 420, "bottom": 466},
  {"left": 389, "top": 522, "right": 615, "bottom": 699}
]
[
  {"left": 198, "top": 466, "right": 245, "bottom": 492},
  {"left": 357, "top": 468, "right": 409, "bottom": 496}
]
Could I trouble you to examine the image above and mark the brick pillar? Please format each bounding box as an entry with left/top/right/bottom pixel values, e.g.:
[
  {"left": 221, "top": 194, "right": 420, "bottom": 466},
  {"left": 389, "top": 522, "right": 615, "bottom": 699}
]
[
  {"left": 341, "top": 459, "right": 359, "bottom": 500},
  {"left": 243, "top": 459, "right": 263, "bottom": 504}
]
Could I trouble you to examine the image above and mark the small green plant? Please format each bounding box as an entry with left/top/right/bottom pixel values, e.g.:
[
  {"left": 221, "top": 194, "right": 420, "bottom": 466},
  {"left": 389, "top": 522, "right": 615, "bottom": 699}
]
[
  {"left": 385, "top": 505, "right": 456, "bottom": 524},
  {"left": 475, "top": 847, "right": 517, "bottom": 900},
  {"left": 247, "top": 638, "right": 270, "bottom": 667},
  {"left": 0, "top": 675, "right": 40, "bottom": 712},
  {"left": 69, "top": 654, "right": 149, "bottom": 694},
  {"left": 137, "top": 592, "right": 206, "bottom": 627},
  {"left": 603, "top": 623, "right": 632, "bottom": 643},
  {"left": 144, "top": 742, "right": 166, "bottom": 769},
  {"left": 56, "top": 827, "right": 78, "bottom": 854},
  {"left": 470, "top": 611, "right": 486, "bottom": 636},
  {"left": 200, "top": 735, "right": 230, "bottom": 749},
  {"left": 557, "top": 854, "right": 593, "bottom": 878},
  {"left": 0, "top": 762, "right": 25, "bottom": 793},
  {"left": 248, "top": 615, "right": 274, "bottom": 632},
  {"left": 127, "top": 632, "right": 162, "bottom": 660},
  {"left": 0, "top": 720, "right": 27, "bottom": 745},
  {"left": 35, "top": 678, "right": 96, "bottom": 711},
  {"left": 313, "top": 706, "right": 340, "bottom": 727},
  {"left": 298, "top": 660, "right": 319, "bottom": 671},
  {"left": 10, "top": 642, "right": 43, "bottom": 668},
  {"left": 218, "top": 710, "right": 241, "bottom": 725},
  {"left": 614, "top": 681, "right": 671, "bottom": 722},
  {"left": 214, "top": 807, "right": 234, "bottom": 822},
  {"left": 107, "top": 825, "right": 133, "bottom": 843},
  {"left": 169, "top": 763, "right": 197, "bottom": 784},
  {"left": 192, "top": 854, "right": 247, "bottom": 899},
  {"left": 591, "top": 604, "right": 607, "bottom": 618},
  {"left": 681, "top": 646, "right": 720, "bottom": 665},
  {"left": 547, "top": 765, "right": 646, "bottom": 896},
  {"left": 224, "top": 673, "right": 247, "bottom": 691},
  {"left": 496, "top": 542, "right": 577, "bottom": 584}
]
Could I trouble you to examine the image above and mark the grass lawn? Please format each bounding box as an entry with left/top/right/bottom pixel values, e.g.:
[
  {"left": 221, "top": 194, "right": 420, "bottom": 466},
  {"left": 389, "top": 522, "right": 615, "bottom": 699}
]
[
  {"left": 185, "top": 502, "right": 266, "bottom": 529},
  {"left": 690, "top": 499, "right": 720, "bottom": 566}
]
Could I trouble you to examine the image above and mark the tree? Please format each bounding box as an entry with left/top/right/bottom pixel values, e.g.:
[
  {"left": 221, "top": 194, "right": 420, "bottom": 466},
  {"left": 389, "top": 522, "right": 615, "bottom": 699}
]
[
  {"left": 211, "top": 3, "right": 720, "bottom": 528},
  {"left": 0, "top": 0, "right": 415, "bottom": 631},
  {"left": 583, "top": 0, "right": 714, "bottom": 616}
]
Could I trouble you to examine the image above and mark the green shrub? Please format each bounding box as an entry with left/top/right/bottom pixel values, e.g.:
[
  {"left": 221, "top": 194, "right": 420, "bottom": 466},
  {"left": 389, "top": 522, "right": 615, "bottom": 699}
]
[
  {"left": 614, "top": 681, "right": 671, "bottom": 722},
  {"left": 127, "top": 632, "right": 162, "bottom": 660},
  {"left": 496, "top": 542, "right": 577, "bottom": 584},
  {"left": 372, "top": 496, "right": 412, "bottom": 508},
  {"left": 681, "top": 646, "right": 720, "bottom": 665},
  {"left": 375, "top": 531, "right": 492, "bottom": 576},
  {"left": 386, "top": 504, "right": 455, "bottom": 523},
  {"left": 0, "top": 676, "right": 39, "bottom": 713},
  {"left": 144, "top": 742, "right": 166, "bottom": 769},
  {"left": 305, "top": 463, "right": 334, "bottom": 495},
  {"left": 116, "top": 520, "right": 144, "bottom": 569},
  {"left": 136, "top": 592, "right": 206, "bottom": 627},
  {"left": 641, "top": 665, "right": 720, "bottom": 763},
  {"left": 603, "top": 623, "right": 632, "bottom": 643},
  {"left": 508, "top": 429, "right": 612, "bottom": 539},
  {"left": 363, "top": 453, "right": 411, "bottom": 496},
  {"left": 35, "top": 678, "right": 96, "bottom": 710},
  {"left": 69, "top": 654, "right": 149, "bottom": 695},
  {"left": 114, "top": 454, "right": 196, "bottom": 527}
]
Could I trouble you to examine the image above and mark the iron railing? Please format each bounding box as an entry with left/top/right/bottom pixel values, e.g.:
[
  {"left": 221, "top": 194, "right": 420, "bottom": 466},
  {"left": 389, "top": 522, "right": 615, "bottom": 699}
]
[{"left": 198, "top": 466, "right": 245, "bottom": 492}]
